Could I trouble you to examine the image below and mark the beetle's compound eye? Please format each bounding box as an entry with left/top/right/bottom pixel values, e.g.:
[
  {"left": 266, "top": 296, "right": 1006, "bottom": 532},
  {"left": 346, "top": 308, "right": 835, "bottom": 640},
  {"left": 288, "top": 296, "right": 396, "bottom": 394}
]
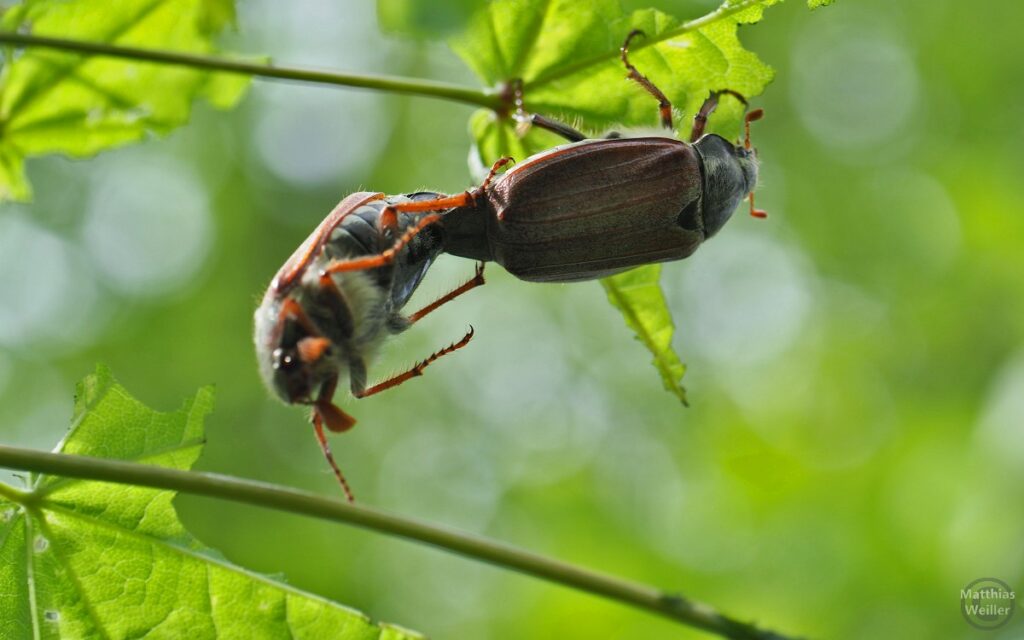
[{"left": 272, "top": 347, "right": 298, "bottom": 371}]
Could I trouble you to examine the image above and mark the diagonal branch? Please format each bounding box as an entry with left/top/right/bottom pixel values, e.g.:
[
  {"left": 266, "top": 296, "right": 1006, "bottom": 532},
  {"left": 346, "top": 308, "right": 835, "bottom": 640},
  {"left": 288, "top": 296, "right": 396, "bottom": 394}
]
[
  {"left": 0, "top": 32, "right": 502, "bottom": 110},
  {"left": 0, "top": 444, "right": 799, "bottom": 640}
]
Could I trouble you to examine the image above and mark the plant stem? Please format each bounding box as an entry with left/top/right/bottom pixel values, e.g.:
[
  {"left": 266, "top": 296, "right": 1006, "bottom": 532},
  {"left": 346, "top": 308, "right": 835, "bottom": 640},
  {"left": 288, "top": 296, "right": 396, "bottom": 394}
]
[
  {"left": 0, "top": 444, "right": 796, "bottom": 640},
  {"left": 0, "top": 0, "right": 768, "bottom": 114},
  {"left": 525, "top": 0, "right": 772, "bottom": 89},
  {"left": 0, "top": 32, "right": 501, "bottom": 110}
]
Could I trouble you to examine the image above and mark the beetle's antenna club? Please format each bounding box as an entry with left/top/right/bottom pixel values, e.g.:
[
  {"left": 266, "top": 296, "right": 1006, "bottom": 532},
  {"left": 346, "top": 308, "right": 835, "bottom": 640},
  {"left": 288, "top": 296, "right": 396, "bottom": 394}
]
[{"left": 748, "top": 192, "right": 767, "bottom": 219}]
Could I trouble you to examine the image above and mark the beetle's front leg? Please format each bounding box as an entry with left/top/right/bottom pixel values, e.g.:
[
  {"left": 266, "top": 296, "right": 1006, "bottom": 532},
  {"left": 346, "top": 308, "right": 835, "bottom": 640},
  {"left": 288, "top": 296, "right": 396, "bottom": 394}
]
[
  {"left": 352, "top": 328, "right": 475, "bottom": 398},
  {"left": 690, "top": 89, "right": 749, "bottom": 142},
  {"left": 377, "top": 157, "right": 514, "bottom": 238},
  {"left": 311, "top": 374, "right": 356, "bottom": 501},
  {"left": 620, "top": 29, "right": 674, "bottom": 131}
]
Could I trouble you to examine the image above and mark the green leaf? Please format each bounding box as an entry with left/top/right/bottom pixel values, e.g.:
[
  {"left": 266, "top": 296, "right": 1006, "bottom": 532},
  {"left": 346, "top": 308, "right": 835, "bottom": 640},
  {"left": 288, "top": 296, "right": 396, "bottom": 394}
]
[
  {"left": 808, "top": 0, "right": 835, "bottom": 8},
  {"left": 0, "top": 0, "right": 251, "bottom": 201},
  {"left": 602, "top": 265, "right": 688, "bottom": 405},
  {"left": 452, "top": 0, "right": 777, "bottom": 159},
  {"left": 0, "top": 365, "right": 422, "bottom": 640},
  {"left": 452, "top": 0, "right": 779, "bottom": 403}
]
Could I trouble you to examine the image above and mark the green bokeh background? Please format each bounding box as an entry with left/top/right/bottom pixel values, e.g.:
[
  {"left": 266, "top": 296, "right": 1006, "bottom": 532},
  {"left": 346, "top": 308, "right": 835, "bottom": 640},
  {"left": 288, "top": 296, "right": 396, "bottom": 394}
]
[{"left": 1, "top": 1, "right": 1022, "bottom": 638}]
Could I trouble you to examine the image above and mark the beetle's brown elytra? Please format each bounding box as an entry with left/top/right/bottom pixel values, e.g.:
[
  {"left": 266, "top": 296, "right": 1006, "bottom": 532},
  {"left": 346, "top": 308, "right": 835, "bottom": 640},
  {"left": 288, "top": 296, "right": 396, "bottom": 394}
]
[{"left": 437, "top": 29, "right": 767, "bottom": 282}]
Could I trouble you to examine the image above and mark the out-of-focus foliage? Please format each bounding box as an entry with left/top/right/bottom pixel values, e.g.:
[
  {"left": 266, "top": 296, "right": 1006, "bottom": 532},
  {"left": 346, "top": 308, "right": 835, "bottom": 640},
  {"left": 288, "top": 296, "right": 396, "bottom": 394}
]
[
  {"left": 602, "top": 265, "right": 688, "bottom": 404},
  {"left": 0, "top": 366, "right": 422, "bottom": 639},
  {"left": 0, "top": 0, "right": 249, "bottom": 200},
  {"left": 1, "top": 0, "right": 1022, "bottom": 639},
  {"left": 376, "top": 0, "right": 484, "bottom": 38}
]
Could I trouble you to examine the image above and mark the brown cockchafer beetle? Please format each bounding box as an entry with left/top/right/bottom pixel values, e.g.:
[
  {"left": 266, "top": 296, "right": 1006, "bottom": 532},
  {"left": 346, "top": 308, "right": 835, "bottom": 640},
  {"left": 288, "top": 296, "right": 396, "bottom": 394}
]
[
  {"left": 422, "top": 29, "right": 768, "bottom": 283},
  {"left": 253, "top": 191, "right": 493, "bottom": 500},
  {"left": 255, "top": 30, "right": 767, "bottom": 499}
]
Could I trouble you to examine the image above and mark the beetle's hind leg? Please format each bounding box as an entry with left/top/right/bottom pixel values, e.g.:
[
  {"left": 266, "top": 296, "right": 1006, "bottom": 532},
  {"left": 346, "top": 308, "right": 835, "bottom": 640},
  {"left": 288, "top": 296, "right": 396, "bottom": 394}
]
[
  {"left": 407, "top": 262, "right": 486, "bottom": 324},
  {"left": 352, "top": 327, "right": 475, "bottom": 399},
  {"left": 620, "top": 29, "right": 673, "bottom": 131}
]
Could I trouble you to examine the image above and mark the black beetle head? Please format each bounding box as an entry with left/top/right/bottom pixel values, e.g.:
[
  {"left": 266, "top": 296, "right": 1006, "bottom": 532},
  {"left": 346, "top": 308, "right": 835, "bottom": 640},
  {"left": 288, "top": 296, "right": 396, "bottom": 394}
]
[
  {"left": 693, "top": 134, "right": 759, "bottom": 238},
  {"left": 269, "top": 335, "right": 339, "bottom": 405},
  {"left": 270, "top": 345, "right": 311, "bottom": 403},
  {"left": 253, "top": 294, "right": 337, "bottom": 406}
]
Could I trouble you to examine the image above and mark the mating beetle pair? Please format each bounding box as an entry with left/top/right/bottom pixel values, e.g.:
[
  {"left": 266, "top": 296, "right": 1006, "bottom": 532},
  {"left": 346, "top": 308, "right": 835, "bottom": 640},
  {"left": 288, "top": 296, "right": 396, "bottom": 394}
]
[{"left": 254, "top": 30, "right": 766, "bottom": 498}]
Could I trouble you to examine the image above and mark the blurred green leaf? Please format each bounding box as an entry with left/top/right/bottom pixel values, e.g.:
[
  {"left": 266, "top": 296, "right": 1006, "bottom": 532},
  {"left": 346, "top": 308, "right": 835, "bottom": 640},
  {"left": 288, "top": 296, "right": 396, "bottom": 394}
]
[
  {"left": 452, "top": 0, "right": 778, "bottom": 402},
  {"left": 807, "top": 0, "right": 835, "bottom": 8},
  {"left": 377, "top": 0, "right": 485, "bottom": 38},
  {"left": 602, "top": 265, "right": 688, "bottom": 405},
  {"left": 0, "top": 0, "right": 251, "bottom": 201},
  {"left": 0, "top": 365, "right": 422, "bottom": 640}
]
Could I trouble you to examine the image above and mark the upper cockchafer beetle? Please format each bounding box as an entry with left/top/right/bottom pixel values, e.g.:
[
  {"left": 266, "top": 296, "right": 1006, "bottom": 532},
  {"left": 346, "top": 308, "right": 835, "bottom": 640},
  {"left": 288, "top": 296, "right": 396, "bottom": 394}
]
[
  {"left": 433, "top": 29, "right": 768, "bottom": 282},
  {"left": 254, "top": 190, "right": 499, "bottom": 500}
]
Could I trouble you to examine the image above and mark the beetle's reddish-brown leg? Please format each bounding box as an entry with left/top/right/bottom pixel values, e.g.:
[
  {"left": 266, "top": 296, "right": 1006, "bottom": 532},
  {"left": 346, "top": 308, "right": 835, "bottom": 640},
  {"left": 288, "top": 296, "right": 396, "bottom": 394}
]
[
  {"left": 690, "top": 90, "right": 748, "bottom": 142},
  {"left": 353, "top": 328, "right": 475, "bottom": 398},
  {"left": 407, "top": 262, "right": 486, "bottom": 324},
  {"left": 621, "top": 29, "right": 673, "bottom": 131},
  {"left": 689, "top": 94, "right": 720, "bottom": 142},
  {"left": 279, "top": 298, "right": 320, "bottom": 336},
  {"left": 377, "top": 156, "right": 512, "bottom": 233},
  {"left": 321, "top": 214, "right": 443, "bottom": 275},
  {"left": 478, "top": 156, "right": 514, "bottom": 191},
  {"left": 308, "top": 373, "right": 357, "bottom": 500},
  {"left": 312, "top": 408, "right": 355, "bottom": 502}
]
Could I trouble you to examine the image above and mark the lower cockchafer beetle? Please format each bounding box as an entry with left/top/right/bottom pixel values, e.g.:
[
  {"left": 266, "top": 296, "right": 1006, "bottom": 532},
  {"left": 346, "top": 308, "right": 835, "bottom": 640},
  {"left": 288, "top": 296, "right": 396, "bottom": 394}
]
[
  {"left": 425, "top": 29, "right": 768, "bottom": 283},
  {"left": 254, "top": 191, "right": 491, "bottom": 500}
]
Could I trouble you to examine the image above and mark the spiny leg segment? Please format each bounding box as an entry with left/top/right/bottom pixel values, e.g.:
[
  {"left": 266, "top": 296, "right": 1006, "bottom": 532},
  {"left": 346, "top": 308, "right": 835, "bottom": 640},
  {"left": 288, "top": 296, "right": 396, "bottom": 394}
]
[
  {"left": 354, "top": 327, "right": 476, "bottom": 399},
  {"left": 620, "top": 29, "right": 674, "bottom": 131}
]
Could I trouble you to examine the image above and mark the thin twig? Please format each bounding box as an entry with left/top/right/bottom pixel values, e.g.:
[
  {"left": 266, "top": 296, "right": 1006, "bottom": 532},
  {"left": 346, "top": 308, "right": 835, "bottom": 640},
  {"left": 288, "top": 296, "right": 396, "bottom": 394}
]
[
  {"left": 0, "top": 444, "right": 797, "bottom": 640},
  {"left": 0, "top": 0, "right": 770, "bottom": 112},
  {"left": 0, "top": 32, "right": 501, "bottom": 110}
]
